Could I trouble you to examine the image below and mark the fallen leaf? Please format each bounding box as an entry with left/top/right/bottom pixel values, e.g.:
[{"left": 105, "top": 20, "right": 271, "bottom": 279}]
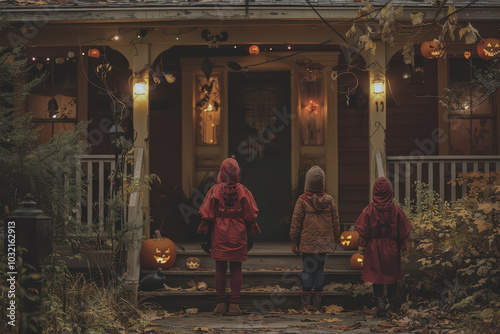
[
  {"left": 186, "top": 308, "right": 198, "bottom": 315},
  {"left": 474, "top": 219, "right": 492, "bottom": 233},
  {"left": 324, "top": 304, "right": 344, "bottom": 314},
  {"left": 323, "top": 318, "right": 343, "bottom": 322}
]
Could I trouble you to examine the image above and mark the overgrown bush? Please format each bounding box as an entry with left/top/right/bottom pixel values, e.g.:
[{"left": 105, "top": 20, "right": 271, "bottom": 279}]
[{"left": 402, "top": 171, "right": 500, "bottom": 331}]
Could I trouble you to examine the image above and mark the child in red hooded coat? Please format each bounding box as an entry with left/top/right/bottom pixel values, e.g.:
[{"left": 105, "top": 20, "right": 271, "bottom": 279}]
[
  {"left": 355, "top": 177, "right": 411, "bottom": 317},
  {"left": 198, "top": 158, "right": 261, "bottom": 315}
]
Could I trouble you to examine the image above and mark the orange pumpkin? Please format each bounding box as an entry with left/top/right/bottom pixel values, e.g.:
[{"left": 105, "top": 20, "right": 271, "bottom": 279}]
[
  {"left": 420, "top": 40, "right": 444, "bottom": 59},
  {"left": 140, "top": 230, "right": 176, "bottom": 270},
  {"left": 88, "top": 48, "right": 100, "bottom": 58},
  {"left": 185, "top": 257, "right": 200, "bottom": 270},
  {"left": 477, "top": 38, "right": 500, "bottom": 60},
  {"left": 350, "top": 253, "right": 364, "bottom": 270},
  {"left": 249, "top": 45, "right": 260, "bottom": 55},
  {"left": 340, "top": 231, "right": 359, "bottom": 250},
  {"left": 464, "top": 51, "right": 471, "bottom": 59}
]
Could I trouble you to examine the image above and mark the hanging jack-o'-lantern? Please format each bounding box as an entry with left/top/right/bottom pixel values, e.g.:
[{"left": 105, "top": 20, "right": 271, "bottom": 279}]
[
  {"left": 420, "top": 40, "right": 445, "bottom": 59},
  {"left": 249, "top": 45, "right": 260, "bottom": 55},
  {"left": 350, "top": 253, "right": 364, "bottom": 270},
  {"left": 464, "top": 51, "right": 471, "bottom": 59},
  {"left": 140, "top": 230, "right": 177, "bottom": 270},
  {"left": 340, "top": 231, "right": 359, "bottom": 250},
  {"left": 477, "top": 38, "right": 500, "bottom": 60},
  {"left": 88, "top": 48, "right": 100, "bottom": 58},
  {"left": 185, "top": 257, "right": 200, "bottom": 270}
]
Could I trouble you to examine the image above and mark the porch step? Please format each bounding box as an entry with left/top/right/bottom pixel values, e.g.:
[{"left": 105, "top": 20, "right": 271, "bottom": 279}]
[
  {"left": 137, "top": 290, "right": 370, "bottom": 312},
  {"left": 141, "top": 268, "right": 361, "bottom": 288}
]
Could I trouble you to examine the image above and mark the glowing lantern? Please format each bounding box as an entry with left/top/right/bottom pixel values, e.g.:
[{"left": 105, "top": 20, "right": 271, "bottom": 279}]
[
  {"left": 350, "top": 253, "right": 364, "bottom": 270},
  {"left": 477, "top": 38, "right": 500, "bottom": 60},
  {"left": 249, "top": 45, "right": 260, "bottom": 55},
  {"left": 340, "top": 231, "right": 359, "bottom": 250},
  {"left": 420, "top": 40, "right": 444, "bottom": 59},
  {"left": 373, "top": 77, "right": 385, "bottom": 94},
  {"left": 140, "top": 230, "right": 177, "bottom": 270},
  {"left": 134, "top": 82, "right": 146, "bottom": 95},
  {"left": 185, "top": 257, "right": 200, "bottom": 270},
  {"left": 88, "top": 48, "right": 100, "bottom": 58}
]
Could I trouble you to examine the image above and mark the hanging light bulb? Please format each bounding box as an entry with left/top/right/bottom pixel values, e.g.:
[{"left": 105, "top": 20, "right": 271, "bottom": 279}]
[
  {"left": 112, "top": 34, "right": 119, "bottom": 41},
  {"left": 402, "top": 64, "right": 412, "bottom": 81}
]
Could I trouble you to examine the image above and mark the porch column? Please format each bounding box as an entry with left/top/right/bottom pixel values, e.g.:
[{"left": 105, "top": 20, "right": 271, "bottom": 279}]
[
  {"left": 367, "top": 44, "right": 387, "bottom": 197},
  {"left": 124, "top": 43, "right": 150, "bottom": 302}
]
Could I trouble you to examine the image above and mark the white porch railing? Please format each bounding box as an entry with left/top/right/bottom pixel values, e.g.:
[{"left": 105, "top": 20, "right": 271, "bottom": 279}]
[
  {"left": 77, "top": 154, "right": 125, "bottom": 233},
  {"left": 387, "top": 155, "right": 500, "bottom": 207}
]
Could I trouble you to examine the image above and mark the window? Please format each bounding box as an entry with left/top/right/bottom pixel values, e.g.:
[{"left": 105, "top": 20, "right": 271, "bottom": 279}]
[
  {"left": 448, "top": 58, "right": 497, "bottom": 155},
  {"left": 299, "top": 75, "right": 324, "bottom": 145},
  {"left": 195, "top": 74, "right": 221, "bottom": 146},
  {"left": 27, "top": 52, "right": 78, "bottom": 145}
]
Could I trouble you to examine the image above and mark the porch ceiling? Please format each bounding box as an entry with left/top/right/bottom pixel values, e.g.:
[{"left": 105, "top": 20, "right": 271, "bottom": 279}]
[{"left": 2, "top": 0, "right": 500, "bottom": 23}]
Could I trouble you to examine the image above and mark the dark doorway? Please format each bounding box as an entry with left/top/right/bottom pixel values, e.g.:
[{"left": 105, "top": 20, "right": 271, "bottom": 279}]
[{"left": 228, "top": 71, "right": 292, "bottom": 241}]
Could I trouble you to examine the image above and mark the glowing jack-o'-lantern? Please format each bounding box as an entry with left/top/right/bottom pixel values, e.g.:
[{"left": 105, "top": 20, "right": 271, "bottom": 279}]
[
  {"left": 350, "top": 253, "right": 364, "bottom": 270},
  {"left": 477, "top": 38, "right": 500, "bottom": 60},
  {"left": 140, "top": 230, "right": 177, "bottom": 270},
  {"left": 420, "top": 40, "right": 445, "bottom": 59},
  {"left": 88, "top": 48, "right": 100, "bottom": 58},
  {"left": 340, "top": 231, "right": 359, "bottom": 250},
  {"left": 464, "top": 51, "right": 471, "bottom": 59},
  {"left": 249, "top": 45, "right": 260, "bottom": 55},
  {"left": 185, "top": 257, "right": 200, "bottom": 270}
]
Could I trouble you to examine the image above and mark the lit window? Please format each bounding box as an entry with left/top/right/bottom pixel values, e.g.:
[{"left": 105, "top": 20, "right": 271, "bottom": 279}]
[
  {"left": 300, "top": 76, "right": 324, "bottom": 145},
  {"left": 195, "top": 75, "right": 221, "bottom": 146}
]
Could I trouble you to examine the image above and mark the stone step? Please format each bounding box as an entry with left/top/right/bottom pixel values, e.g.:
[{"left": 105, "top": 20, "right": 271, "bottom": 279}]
[
  {"left": 137, "top": 290, "right": 371, "bottom": 312},
  {"left": 140, "top": 269, "right": 362, "bottom": 288}
]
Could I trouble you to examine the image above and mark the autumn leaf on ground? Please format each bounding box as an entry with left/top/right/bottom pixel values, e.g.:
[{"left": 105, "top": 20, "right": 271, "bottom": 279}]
[
  {"left": 301, "top": 318, "right": 320, "bottom": 322},
  {"left": 194, "top": 327, "right": 214, "bottom": 333},
  {"left": 324, "top": 304, "right": 344, "bottom": 314},
  {"left": 329, "top": 322, "right": 361, "bottom": 330},
  {"left": 323, "top": 318, "right": 343, "bottom": 322},
  {"left": 474, "top": 219, "right": 492, "bottom": 233},
  {"left": 186, "top": 308, "right": 198, "bottom": 315},
  {"left": 410, "top": 12, "right": 424, "bottom": 25}
]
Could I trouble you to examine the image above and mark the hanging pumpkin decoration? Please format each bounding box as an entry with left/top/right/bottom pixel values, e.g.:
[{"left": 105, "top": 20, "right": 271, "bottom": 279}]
[
  {"left": 185, "top": 257, "right": 201, "bottom": 270},
  {"left": 140, "top": 230, "right": 177, "bottom": 270},
  {"left": 420, "top": 40, "right": 445, "bottom": 59},
  {"left": 88, "top": 48, "right": 100, "bottom": 58},
  {"left": 464, "top": 51, "right": 471, "bottom": 59},
  {"left": 340, "top": 231, "right": 359, "bottom": 250},
  {"left": 477, "top": 38, "right": 500, "bottom": 60},
  {"left": 350, "top": 253, "right": 364, "bottom": 270},
  {"left": 249, "top": 45, "right": 260, "bottom": 55}
]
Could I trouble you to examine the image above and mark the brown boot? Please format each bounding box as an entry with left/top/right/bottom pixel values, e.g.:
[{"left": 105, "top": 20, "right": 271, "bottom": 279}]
[
  {"left": 227, "top": 303, "right": 243, "bottom": 315},
  {"left": 213, "top": 303, "right": 226, "bottom": 314}
]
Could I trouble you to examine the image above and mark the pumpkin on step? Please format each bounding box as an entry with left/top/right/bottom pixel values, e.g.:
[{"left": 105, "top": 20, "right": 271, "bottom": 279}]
[
  {"left": 340, "top": 231, "right": 359, "bottom": 250},
  {"left": 185, "top": 257, "right": 200, "bottom": 270},
  {"left": 350, "top": 253, "right": 364, "bottom": 270},
  {"left": 140, "top": 230, "right": 177, "bottom": 270}
]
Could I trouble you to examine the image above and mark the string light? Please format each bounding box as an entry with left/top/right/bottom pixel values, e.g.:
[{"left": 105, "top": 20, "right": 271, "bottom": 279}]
[
  {"left": 32, "top": 57, "right": 36, "bottom": 61},
  {"left": 46, "top": 57, "right": 50, "bottom": 61},
  {"left": 112, "top": 35, "right": 119, "bottom": 41},
  {"left": 176, "top": 36, "right": 179, "bottom": 40}
]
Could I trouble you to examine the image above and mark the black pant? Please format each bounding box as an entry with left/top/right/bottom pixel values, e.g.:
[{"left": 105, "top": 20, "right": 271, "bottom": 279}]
[
  {"left": 373, "top": 283, "right": 398, "bottom": 299},
  {"left": 301, "top": 253, "right": 326, "bottom": 292}
]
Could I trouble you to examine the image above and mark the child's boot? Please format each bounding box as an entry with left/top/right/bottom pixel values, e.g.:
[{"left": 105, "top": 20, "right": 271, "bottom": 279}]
[
  {"left": 300, "top": 292, "right": 312, "bottom": 310},
  {"left": 311, "top": 292, "right": 323, "bottom": 311},
  {"left": 213, "top": 303, "right": 226, "bottom": 314},
  {"left": 227, "top": 303, "right": 243, "bottom": 315},
  {"left": 376, "top": 297, "right": 388, "bottom": 318}
]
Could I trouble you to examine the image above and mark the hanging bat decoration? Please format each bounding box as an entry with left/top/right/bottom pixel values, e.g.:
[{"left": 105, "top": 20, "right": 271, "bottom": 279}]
[{"left": 201, "top": 29, "right": 229, "bottom": 48}]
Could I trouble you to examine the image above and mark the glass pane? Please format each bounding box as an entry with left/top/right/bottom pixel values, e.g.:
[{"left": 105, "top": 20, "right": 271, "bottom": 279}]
[
  {"left": 195, "top": 75, "right": 221, "bottom": 145},
  {"left": 28, "top": 59, "right": 78, "bottom": 120},
  {"left": 300, "top": 76, "right": 324, "bottom": 145},
  {"left": 471, "top": 88, "right": 495, "bottom": 115},
  {"left": 449, "top": 119, "right": 472, "bottom": 155},
  {"left": 471, "top": 118, "right": 495, "bottom": 155}
]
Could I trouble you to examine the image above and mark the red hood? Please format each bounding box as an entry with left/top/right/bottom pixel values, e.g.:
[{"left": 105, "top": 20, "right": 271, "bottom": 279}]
[
  {"left": 372, "top": 177, "right": 394, "bottom": 211},
  {"left": 217, "top": 158, "right": 241, "bottom": 186}
]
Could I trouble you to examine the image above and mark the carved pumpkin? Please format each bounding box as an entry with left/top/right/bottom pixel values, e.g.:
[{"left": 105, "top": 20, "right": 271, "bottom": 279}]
[
  {"left": 477, "top": 38, "right": 500, "bottom": 60},
  {"left": 185, "top": 257, "right": 200, "bottom": 270},
  {"left": 140, "top": 230, "right": 176, "bottom": 270},
  {"left": 464, "top": 51, "right": 471, "bottom": 59},
  {"left": 420, "top": 40, "right": 444, "bottom": 59},
  {"left": 88, "top": 48, "right": 100, "bottom": 58},
  {"left": 249, "top": 45, "right": 260, "bottom": 55},
  {"left": 340, "top": 231, "right": 359, "bottom": 250},
  {"left": 350, "top": 253, "right": 364, "bottom": 270}
]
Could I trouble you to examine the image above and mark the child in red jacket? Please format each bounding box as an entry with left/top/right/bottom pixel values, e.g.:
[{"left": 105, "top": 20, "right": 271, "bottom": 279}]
[
  {"left": 355, "top": 177, "right": 411, "bottom": 317},
  {"left": 198, "top": 158, "right": 261, "bottom": 315}
]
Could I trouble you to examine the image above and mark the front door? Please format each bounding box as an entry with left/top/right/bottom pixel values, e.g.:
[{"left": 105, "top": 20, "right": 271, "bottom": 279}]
[{"left": 228, "top": 71, "right": 291, "bottom": 241}]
